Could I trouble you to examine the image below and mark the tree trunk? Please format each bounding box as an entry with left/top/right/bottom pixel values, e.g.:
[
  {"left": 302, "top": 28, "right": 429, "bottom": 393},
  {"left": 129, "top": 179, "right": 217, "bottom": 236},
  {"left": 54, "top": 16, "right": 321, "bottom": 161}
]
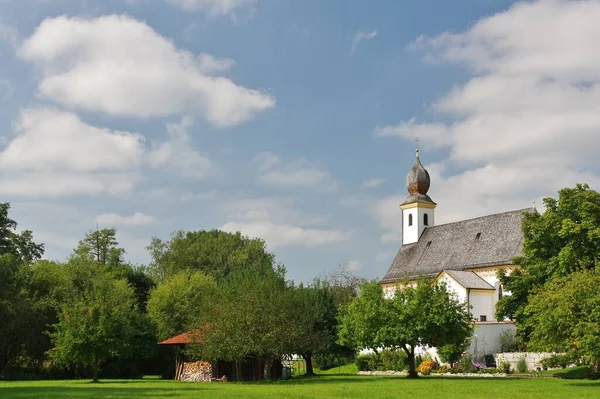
[
  {"left": 92, "top": 357, "right": 100, "bottom": 383},
  {"left": 303, "top": 353, "right": 315, "bottom": 376},
  {"left": 404, "top": 346, "right": 418, "bottom": 378}
]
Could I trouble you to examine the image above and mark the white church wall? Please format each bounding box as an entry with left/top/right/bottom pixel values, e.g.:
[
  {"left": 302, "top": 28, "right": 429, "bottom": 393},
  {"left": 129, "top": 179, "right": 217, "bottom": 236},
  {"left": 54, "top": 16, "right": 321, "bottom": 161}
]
[
  {"left": 469, "top": 323, "right": 516, "bottom": 360},
  {"left": 469, "top": 291, "right": 495, "bottom": 322},
  {"left": 438, "top": 274, "right": 467, "bottom": 303}
]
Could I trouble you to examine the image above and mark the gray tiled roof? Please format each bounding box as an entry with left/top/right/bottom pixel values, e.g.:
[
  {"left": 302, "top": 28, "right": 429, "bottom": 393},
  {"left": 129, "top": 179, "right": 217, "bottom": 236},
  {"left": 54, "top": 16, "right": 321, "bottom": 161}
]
[
  {"left": 443, "top": 270, "right": 494, "bottom": 290},
  {"left": 381, "top": 208, "right": 534, "bottom": 284}
]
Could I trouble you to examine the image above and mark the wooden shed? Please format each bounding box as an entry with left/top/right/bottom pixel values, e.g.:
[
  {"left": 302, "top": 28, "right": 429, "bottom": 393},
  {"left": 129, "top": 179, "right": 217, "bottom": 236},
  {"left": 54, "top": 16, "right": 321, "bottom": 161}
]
[{"left": 158, "top": 330, "right": 282, "bottom": 382}]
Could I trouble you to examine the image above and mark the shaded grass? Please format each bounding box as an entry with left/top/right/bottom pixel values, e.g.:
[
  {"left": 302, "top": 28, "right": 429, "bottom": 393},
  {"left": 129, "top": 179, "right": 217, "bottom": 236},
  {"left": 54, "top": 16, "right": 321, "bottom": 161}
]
[{"left": 1, "top": 375, "right": 600, "bottom": 399}]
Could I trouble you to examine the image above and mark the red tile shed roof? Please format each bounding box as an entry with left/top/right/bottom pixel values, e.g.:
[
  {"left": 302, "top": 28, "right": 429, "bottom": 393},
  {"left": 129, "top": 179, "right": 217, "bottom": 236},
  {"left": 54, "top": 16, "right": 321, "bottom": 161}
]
[{"left": 158, "top": 330, "right": 205, "bottom": 345}]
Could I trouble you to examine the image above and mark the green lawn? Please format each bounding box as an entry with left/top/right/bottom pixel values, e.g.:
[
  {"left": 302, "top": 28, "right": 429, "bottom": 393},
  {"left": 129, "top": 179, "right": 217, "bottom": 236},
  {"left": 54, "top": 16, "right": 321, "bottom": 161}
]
[{"left": 1, "top": 374, "right": 599, "bottom": 399}]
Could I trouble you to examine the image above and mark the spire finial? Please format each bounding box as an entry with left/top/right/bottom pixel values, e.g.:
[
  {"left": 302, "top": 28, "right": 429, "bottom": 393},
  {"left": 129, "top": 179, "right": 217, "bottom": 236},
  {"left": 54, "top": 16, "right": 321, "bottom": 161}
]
[
  {"left": 415, "top": 137, "right": 420, "bottom": 153},
  {"left": 532, "top": 199, "right": 536, "bottom": 209}
]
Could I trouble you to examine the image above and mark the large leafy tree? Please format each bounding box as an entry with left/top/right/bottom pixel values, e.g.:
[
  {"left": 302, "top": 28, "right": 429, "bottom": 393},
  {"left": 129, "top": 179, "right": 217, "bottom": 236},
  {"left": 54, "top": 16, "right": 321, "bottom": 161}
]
[
  {"left": 0, "top": 202, "right": 44, "bottom": 263},
  {"left": 146, "top": 229, "right": 277, "bottom": 282},
  {"left": 0, "top": 254, "right": 38, "bottom": 375},
  {"left": 0, "top": 203, "right": 45, "bottom": 375},
  {"left": 48, "top": 265, "right": 138, "bottom": 382},
  {"left": 339, "top": 280, "right": 472, "bottom": 378},
  {"left": 147, "top": 270, "right": 218, "bottom": 340},
  {"left": 284, "top": 283, "right": 336, "bottom": 376},
  {"left": 524, "top": 270, "right": 600, "bottom": 371},
  {"left": 384, "top": 280, "right": 472, "bottom": 377},
  {"left": 337, "top": 281, "right": 389, "bottom": 354},
  {"left": 496, "top": 184, "right": 600, "bottom": 340}
]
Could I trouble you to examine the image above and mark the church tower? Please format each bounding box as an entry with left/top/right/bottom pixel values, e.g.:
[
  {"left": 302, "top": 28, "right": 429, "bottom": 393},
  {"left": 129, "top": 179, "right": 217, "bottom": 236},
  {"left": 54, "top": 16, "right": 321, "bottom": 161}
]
[{"left": 400, "top": 149, "right": 436, "bottom": 245}]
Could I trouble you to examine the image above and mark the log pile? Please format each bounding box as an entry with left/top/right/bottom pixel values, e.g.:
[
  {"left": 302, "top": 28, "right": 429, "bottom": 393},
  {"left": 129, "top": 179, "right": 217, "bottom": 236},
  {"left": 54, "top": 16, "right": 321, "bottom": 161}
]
[{"left": 180, "top": 361, "right": 213, "bottom": 382}]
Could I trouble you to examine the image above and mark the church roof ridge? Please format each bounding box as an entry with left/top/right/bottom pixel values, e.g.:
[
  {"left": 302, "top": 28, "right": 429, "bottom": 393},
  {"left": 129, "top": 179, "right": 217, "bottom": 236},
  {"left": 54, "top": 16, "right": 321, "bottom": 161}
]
[{"left": 428, "top": 207, "right": 534, "bottom": 229}]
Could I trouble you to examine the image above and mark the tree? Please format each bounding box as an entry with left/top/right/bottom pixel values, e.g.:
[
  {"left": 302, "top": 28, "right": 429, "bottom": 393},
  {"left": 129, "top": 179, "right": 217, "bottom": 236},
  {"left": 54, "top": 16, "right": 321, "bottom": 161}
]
[
  {"left": 0, "top": 202, "right": 44, "bottom": 263},
  {"left": 437, "top": 342, "right": 470, "bottom": 368},
  {"left": 0, "top": 254, "right": 38, "bottom": 375},
  {"left": 285, "top": 283, "right": 336, "bottom": 376},
  {"left": 146, "top": 230, "right": 277, "bottom": 282},
  {"left": 524, "top": 270, "right": 600, "bottom": 371},
  {"left": 147, "top": 270, "right": 218, "bottom": 340},
  {"left": 73, "top": 227, "right": 125, "bottom": 267},
  {"left": 337, "top": 281, "right": 390, "bottom": 354},
  {"left": 338, "top": 279, "right": 472, "bottom": 378},
  {"left": 48, "top": 266, "right": 138, "bottom": 382},
  {"left": 496, "top": 184, "right": 600, "bottom": 340}
]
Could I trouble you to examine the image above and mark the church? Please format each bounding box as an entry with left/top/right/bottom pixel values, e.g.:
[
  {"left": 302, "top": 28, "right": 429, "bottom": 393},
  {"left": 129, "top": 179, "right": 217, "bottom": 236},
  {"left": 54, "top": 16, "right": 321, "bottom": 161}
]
[{"left": 380, "top": 149, "right": 535, "bottom": 358}]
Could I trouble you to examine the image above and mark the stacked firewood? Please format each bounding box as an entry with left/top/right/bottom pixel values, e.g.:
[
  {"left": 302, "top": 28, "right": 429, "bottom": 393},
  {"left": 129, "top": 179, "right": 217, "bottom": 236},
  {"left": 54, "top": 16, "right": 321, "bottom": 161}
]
[{"left": 180, "top": 361, "right": 213, "bottom": 382}]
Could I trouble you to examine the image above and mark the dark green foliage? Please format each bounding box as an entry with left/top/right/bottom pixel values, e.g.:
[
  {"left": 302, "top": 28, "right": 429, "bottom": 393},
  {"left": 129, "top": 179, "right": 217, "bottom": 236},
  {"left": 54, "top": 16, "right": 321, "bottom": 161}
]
[
  {"left": 379, "top": 349, "right": 408, "bottom": 371},
  {"left": 355, "top": 354, "right": 379, "bottom": 371},
  {"left": 541, "top": 354, "right": 573, "bottom": 370},
  {"left": 496, "top": 184, "right": 600, "bottom": 342},
  {"left": 339, "top": 279, "right": 472, "bottom": 378},
  {"left": 146, "top": 230, "right": 278, "bottom": 281},
  {"left": 437, "top": 342, "right": 470, "bottom": 367},
  {"left": 524, "top": 270, "right": 600, "bottom": 369}
]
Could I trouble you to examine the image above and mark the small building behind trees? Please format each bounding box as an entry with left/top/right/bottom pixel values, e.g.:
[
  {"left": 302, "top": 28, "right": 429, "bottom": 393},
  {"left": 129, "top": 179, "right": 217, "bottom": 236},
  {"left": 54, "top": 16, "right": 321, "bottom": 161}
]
[{"left": 158, "top": 330, "right": 282, "bottom": 382}]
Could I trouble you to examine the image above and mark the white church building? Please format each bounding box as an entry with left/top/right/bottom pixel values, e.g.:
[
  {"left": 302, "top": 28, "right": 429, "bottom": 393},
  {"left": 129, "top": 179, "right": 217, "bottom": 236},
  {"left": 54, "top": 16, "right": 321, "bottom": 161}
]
[{"left": 380, "top": 149, "right": 535, "bottom": 358}]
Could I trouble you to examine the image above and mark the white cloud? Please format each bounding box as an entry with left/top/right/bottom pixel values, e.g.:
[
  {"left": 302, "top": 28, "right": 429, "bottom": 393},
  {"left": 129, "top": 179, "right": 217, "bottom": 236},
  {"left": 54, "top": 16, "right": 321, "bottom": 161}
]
[
  {"left": 146, "top": 116, "right": 213, "bottom": 179},
  {"left": 0, "top": 108, "right": 214, "bottom": 198},
  {"left": 255, "top": 154, "right": 336, "bottom": 192},
  {"left": 196, "top": 53, "right": 236, "bottom": 75},
  {"left": 253, "top": 151, "right": 281, "bottom": 171},
  {"left": 221, "top": 196, "right": 329, "bottom": 226},
  {"left": 221, "top": 220, "right": 346, "bottom": 248},
  {"left": 96, "top": 211, "right": 156, "bottom": 226},
  {"left": 351, "top": 30, "right": 377, "bottom": 55},
  {"left": 0, "top": 107, "right": 144, "bottom": 197},
  {"left": 374, "top": 118, "right": 453, "bottom": 148},
  {"left": 375, "top": 0, "right": 600, "bottom": 243},
  {"left": 1, "top": 107, "right": 145, "bottom": 172},
  {"left": 345, "top": 259, "right": 363, "bottom": 271},
  {"left": 220, "top": 196, "right": 346, "bottom": 248},
  {"left": 362, "top": 178, "right": 384, "bottom": 188},
  {"left": 19, "top": 15, "right": 275, "bottom": 127},
  {"left": 164, "top": 0, "right": 255, "bottom": 16}
]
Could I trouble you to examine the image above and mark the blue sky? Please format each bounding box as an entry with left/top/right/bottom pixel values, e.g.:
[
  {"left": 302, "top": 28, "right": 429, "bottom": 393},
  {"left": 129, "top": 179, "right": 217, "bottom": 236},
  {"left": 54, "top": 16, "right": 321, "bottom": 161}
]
[{"left": 1, "top": 0, "right": 599, "bottom": 283}]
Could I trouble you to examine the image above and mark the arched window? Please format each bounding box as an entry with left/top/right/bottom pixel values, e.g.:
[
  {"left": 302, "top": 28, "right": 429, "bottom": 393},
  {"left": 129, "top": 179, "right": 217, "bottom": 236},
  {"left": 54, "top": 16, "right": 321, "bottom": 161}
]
[
  {"left": 424, "top": 213, "right": 429, "bottom": 226},
  {"left": 408, "top": 214, "right": 413, "bottom": 226}
]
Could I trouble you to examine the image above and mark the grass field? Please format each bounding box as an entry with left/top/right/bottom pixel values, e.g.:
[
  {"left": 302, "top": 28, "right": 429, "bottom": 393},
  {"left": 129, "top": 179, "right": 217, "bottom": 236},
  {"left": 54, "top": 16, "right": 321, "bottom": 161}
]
[{"left": 1, "top": 373, "right": 599, "bottom": 399}]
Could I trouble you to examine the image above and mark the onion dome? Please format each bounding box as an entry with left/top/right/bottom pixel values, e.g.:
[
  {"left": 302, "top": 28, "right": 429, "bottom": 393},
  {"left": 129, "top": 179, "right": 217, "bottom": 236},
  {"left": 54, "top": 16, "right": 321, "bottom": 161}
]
[{"left": 401, "top": 149, "right": 436, "bottom": 206}]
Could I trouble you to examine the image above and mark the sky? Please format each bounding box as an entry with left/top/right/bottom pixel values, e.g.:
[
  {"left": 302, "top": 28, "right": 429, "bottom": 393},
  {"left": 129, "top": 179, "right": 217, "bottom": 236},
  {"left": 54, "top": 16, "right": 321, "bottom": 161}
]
[{"left": 1, "top": 0, "right": 599, "bottom": 283}]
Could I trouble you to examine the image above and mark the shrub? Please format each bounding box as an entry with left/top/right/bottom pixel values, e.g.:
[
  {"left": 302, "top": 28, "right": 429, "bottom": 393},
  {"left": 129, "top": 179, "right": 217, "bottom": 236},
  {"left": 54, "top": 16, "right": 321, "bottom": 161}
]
[
  {"left": 416, "top": 360, "right": 437, "bottom": 375},
  {"left": 541, "top": 354, "right": 573, "bottom": 370},
  {"left": 500, "top": 361, "right": 512, "bottom": 374},
  {"left": 433, "top": 365, "right": 451, "bottom": 374},
  {"left": 438, "top": 343, "right": 468, "bottom": 367},
  {"left": 379, "top": 349, "right": 407, "bottom": 371},
  {"left": 499, "top": 329, "right": 518, "bottom": 352},
  {"left": 355, "top": 354, "right": 379, "bottom": 371},
  {"left": 517, "top": 357, "right": 528, "bottom": 373},
  {"left": 457, "top": 354, "right": 476, "bottom": 373}
]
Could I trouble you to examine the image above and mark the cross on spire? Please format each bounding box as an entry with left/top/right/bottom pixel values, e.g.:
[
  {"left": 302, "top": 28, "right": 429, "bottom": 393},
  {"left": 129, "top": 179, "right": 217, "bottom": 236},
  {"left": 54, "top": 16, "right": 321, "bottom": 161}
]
[{"left": 415, "top": 137, "right": 420, "bottom": 150}]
